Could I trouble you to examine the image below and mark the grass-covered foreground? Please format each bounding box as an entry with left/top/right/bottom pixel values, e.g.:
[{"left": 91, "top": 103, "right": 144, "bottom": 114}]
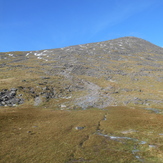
[{"left": 0, "top": 106, "right": 163, "bottom": 163}]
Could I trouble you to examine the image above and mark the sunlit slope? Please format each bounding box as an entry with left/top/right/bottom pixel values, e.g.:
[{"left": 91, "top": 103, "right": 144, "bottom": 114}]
[
  {"left": 1, "top": 37, "right": 163, "bottom": 108},
  {"left": 0, "top": 106, "right": 163, "bottom": 163},
  {"left": 1, "top": 37, "right": 163, "bottom": 162}
]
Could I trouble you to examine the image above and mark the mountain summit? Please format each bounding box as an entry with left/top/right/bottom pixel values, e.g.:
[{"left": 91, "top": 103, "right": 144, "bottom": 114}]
[{"left": 1, "top": 37, "right": 163, "bottom": 108}]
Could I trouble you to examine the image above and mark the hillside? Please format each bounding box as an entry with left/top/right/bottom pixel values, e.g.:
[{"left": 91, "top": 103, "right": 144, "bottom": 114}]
[
  {"left": 0, "top": 37, "right": 163, "bottom": 163},
  {"left": 1, "top": 36, "right": 163, "bottom": 109}
]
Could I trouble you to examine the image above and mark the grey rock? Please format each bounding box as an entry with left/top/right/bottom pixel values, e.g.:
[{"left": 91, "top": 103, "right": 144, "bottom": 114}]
[
  {"left": 10, "top": 88, "right": 17, "bottom": 91},
  {"left": 75, "top": 126, "right": 85, "bottom": 130},
  {"left": 34, "top": 96, "right": 42, "bottom": 106},
  {"left": 9, "top": 91, "right": 16, "bottom": 97},
  {"left": 0, "top": 88, "right": 24, "bottom": 106},
  {"left": 41, "top": 77, "right": 50, "bottom": 79},
  {"left": 1, "top": 101, "right": 6, "bottom": 105}
]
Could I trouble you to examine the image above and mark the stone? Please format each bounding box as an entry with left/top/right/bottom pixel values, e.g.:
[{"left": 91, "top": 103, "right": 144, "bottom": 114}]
[
  {"left": 41, "top": 77, "right": 50, "bottom": 79},
  {"left": 61, "top": 104, "right": 66, "bottom": 108},
  {"left": 149, "top": 145, "right": 157, "bottom": 148},
  {"left": 121, "top": 129, "right": 137, "bottom": 134},
  {"left": 75, "top": 126, "right": 85, "bottom": 130},
  {"left": 34, "top": 96, "right": 42, "bottom": 106},
  {"left": 9, "top": 91, "right": 16, "bottom": 97},
  {"left": 139, "top": 141, "right": 147, "bottom": 145},
  {"left": 32, "top": 126, "right": 38, "bottom": 128},
  {"left": 10, "top": 88, "right": 17, "bottom": 91},
  {"left": 1, "top": 101, "right": 5, "bottom": 105}
]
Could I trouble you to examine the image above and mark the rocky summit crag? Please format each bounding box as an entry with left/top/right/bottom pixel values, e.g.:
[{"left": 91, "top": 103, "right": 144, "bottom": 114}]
[{"left": 1, "top": 36, "right": 163, "bottom": 109}]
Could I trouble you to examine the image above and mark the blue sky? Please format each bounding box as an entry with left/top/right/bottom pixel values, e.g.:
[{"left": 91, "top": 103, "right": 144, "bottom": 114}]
[{"left": 0, "top": 0, "right": 163, "bottom": 52}]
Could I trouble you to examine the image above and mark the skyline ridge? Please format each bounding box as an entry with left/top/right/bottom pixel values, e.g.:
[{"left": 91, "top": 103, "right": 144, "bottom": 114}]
[{"left": 1, "top": 36, "right": 162, "bottom": 53}]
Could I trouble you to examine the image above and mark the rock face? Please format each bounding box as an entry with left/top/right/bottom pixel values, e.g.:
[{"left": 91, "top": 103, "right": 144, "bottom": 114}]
[
  {"left": 0, "top": 88, "right": 23, "bottom": 106},
  {"left": 1, "top": 37, "right": 163, "bottom": 108}
]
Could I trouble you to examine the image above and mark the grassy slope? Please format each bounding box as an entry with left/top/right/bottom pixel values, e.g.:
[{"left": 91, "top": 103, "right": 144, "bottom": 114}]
[{"left": 1, "top": 53, "right": 163, "bottom": 108}]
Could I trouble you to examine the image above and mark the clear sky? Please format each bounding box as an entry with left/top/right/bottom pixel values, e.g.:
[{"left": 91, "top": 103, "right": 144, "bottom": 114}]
[{"left": 0, "top": 0, "right": 163, "bottom": 52}]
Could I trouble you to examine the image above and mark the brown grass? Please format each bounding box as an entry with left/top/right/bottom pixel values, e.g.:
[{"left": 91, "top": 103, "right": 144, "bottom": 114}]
[{"left": 0, "top": 106, "right": 163, "bottom": 163}]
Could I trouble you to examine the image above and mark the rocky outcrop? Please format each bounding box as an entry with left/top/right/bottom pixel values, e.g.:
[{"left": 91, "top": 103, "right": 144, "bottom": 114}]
[{"left": 0, "top": 88, "right": 24, "bottom": 107}]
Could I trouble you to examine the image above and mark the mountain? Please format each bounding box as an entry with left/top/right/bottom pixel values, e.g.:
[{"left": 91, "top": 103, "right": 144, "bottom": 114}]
[
  {"left": 1, "top": 36, "right": 163, "bottom": 108},
  {"left": 1, "top": 37, "right": 163, "bottom": 163}
]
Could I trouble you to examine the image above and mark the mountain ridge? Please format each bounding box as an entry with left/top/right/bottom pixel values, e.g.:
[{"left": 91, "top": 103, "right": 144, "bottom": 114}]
[{"left": 1, "top": 36, "right": 163, "bottom": 53}]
